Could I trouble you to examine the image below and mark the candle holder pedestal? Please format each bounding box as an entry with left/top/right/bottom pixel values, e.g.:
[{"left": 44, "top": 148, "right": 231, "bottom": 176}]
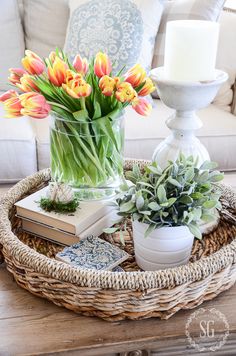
[{"left": 150, "top": 67, "right": 228, "bottom": 168}]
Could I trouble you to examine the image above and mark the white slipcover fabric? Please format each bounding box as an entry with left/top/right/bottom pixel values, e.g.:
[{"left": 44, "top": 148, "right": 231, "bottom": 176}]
[
  {"left": 31, "top": 100, "right": 236, "bottom": 172},
  {"left": 124, "top": 102, "right": 236, "bottom": 171},
  {"left": 214, "top": 10, "right": 236, "bottom": 112},
  {"left": 23, "top": 0, "right": 69, "bottom": 58},
  {"left": 0, "top": 0, "right": 25, "bottom": 91},
  {"left": 0, "top": 105, "right": 37, "bottom": 183}
]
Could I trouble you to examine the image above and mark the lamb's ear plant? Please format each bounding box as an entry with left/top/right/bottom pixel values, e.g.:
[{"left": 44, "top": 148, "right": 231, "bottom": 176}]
[{"left": 112, "top": 154, "right": 224, "bottom": 239}]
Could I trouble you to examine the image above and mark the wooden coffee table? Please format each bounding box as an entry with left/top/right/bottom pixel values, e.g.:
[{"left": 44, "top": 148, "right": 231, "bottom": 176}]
[{"left": 0, "top": 263, "right": 235, "bottom": 355}]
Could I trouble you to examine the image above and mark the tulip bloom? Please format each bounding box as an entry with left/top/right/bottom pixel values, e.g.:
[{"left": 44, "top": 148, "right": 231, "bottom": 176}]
[
  {"left": 132, "top": 97, "right": 152, "bottom": 116},
  {"left": 20, "top": 92, "right": 51, "bottom": 118},
  {"left": 62, "top": 76, "right": 92, "bottom": 98},
  {"left": 73, "top": 54, "right": 88, "bottom": 75},
  {"left": 124, "top": 64, "right": 146, "bottom": 88},
  {"left": 94, "top": 52, "right": 112, "bottom": 78},
  {"left": 16, "top": 74, "right": 39, "bottom": 92},
  {"left": 8, "top": 68, "right": 27, "bottom": 85},
  {"left": 49, "top": 51, "right": 57, "bottom": 64},
  {"left": 115, "top": 82, "right": 137, "bottom": 103},
  {"left": 22, "top": 50, "right": 45, "bottom": 75},
  {"left": 99, "top": 75, "right": 119, "bottom": 96},
  {"left": 4, "top": 96, "right": 22, "bottom": 118},
  {"left": 0, "top": 90, "right": 18, "bottom": 102},
  {"left": 138, "top": 77, "right": 155, "bottom": 96},
  {"left": 48, "top": 57, "right": 68, "bottom": 86}
]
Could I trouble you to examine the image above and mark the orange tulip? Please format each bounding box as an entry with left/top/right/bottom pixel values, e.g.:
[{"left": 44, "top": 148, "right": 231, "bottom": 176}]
[
  {"left": 16, "top": 74, "right": 39, "bottom": 92},
  {"left": 22, "top": 50, "right": 45, "bottom": 75},
  {"left": 0, "top": 90, "right": 18, "bottom": 102},
  {"left": 138, "top": 78, "right": 155, "bottom": 96},
  {"left": 3, "top": 96, "right": 22, "bottom": 118},
  {"left": 124, "top": 64, "right": 146, "bottom": 88},
  {"left": 115, "top": 82, "right": 137, "bottom": 103},
  {"left": 73, "top": 54, "right": 88, "bottom": 75},
  {"left": 99, "top": 75, "right": 120, "bottom": 96},
  {"left": 20, "top": 92, "right": 51, "bottom": 118},
  {"left": 132, "top": 97, "right": 152, "bottom": 116},
  {"left": 8, "top": 68, "right": 27, "bottom": 85},
  {"left": 94, "top": 52, "right": 112, "bottom": 78},
  {"left": 62, "top": 75, "right": 92, "bottom": 98},
  {"left": 48, "top": 57, "right": 68, "bottom": 86}
]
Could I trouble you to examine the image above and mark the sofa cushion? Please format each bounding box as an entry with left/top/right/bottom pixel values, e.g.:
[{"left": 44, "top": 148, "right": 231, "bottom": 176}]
[
  {"left": 0, "top": 105, "right": 37, "bottom": 182},
  {"left": 0, "top": 0, "right": 25, "bottom": 91},
  {"left": 32, "top": 101, "right": 236, "bottom": 172},
  {"left": 214, "top": 10, "right": 236, "bottom": 112},
  {"left": 64, "top": 0, "right": 164, "bottom": 73},
  {"left": 23, "top": 0, "right": 69, "bottom": 58},
  {"left": 30, "top": 117, "right": 50, "bottom": 170},
  {"left": 125, "top": 101, "right": 236, "bottom": 171}
]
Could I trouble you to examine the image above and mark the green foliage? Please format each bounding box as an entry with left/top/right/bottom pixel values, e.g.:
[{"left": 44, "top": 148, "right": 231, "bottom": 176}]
[
  {"left": 116, "top": 154, "right": 224, "bottom": 239},
  {"left": 39, "top": 197, "right": 79, "bottom": 213}
]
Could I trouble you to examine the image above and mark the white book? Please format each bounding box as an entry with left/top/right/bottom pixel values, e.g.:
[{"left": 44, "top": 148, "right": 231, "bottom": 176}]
[
  {"left": 21, "top": 209, "right": 120, "bottom": 246},
  {"left": 15, "top": 186, "right": 117, "bottom": 235}
]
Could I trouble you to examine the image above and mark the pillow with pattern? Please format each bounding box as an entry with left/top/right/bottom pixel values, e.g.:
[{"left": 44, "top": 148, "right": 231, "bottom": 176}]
[{"left": 64, "top": 0, "right": 164, "bottom": 74}]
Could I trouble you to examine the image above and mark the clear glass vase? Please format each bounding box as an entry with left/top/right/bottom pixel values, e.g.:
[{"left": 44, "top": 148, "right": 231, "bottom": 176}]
[{"left": 49, "top": 113, "right": 124, "bottom": 200}]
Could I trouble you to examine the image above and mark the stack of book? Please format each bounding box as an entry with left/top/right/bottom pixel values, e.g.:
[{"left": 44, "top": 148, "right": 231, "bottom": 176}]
[{"left": 15, "top": 187, "right": 120, "bottom": 246}]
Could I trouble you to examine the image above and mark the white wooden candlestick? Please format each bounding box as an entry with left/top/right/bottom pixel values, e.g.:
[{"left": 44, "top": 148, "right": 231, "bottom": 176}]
[{"left": 150, "top": 67, "right": 228, "bottom": 168}]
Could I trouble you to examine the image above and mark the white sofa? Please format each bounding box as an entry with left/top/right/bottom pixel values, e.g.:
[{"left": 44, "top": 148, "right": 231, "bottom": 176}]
[{"left": 0, "top": 3, "right": 236, "bottom": 182}]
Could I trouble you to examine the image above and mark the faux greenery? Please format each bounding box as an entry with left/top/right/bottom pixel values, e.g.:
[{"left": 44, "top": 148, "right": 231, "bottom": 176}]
[
  {"left": 39, "top": 197, "right": 79, "bottom": 213},
  {"left": 113, "top": 154, "right": 224, "bottom": 239}
]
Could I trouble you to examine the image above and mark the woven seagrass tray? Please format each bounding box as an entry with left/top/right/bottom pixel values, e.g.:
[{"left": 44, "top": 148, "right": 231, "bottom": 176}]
[{"left": 0, "top": 159, "right": 236, "bottom": 321}]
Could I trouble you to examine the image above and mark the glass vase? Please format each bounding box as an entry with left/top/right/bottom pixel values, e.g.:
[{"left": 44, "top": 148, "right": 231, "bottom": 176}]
[{"left": 49, "top": 113, "right": 124, "bottom": 200}]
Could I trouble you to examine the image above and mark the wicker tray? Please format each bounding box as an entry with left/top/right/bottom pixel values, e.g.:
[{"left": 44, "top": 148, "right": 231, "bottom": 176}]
[{"left": 0, "top": 160, "right": 236, "bottom": 321}]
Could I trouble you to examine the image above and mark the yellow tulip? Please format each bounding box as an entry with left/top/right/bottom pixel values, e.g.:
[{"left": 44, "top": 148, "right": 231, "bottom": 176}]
[
  {"left": 48, "top": 57, "right": 68, "bottom": 86},
  {"left": 20, "top": 92, "right": 51, "bottom": 118},
  {"left": 124, "top": 64, "right": 146, "bottom": 88},
  {"left": 99, "top": 75, "right": 120, "bottom": 96},
  {"left": 3, "top": 96, "right": 22, "bottom": 118},
  {"left": 94, "top": 52, "right": 112, "bottom": 78},
  {"left": 115, "top": 82, "right": 137, "bottom": 103},
  {"left": 62, "top": 76, "right": 92, "bottom": 98},
  {"left": 16, "top": 74, "right": 39, "bottom": 92},
  {"left": 138, "top": 78, "right": 155, "bottom": 96},
  {"left": 22, "top": 50, "right": 45, "bottom": 75}
]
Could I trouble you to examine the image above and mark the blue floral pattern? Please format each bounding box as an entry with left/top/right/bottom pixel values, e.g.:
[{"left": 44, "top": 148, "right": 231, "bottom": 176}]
[
  {"left": 56, "top": 236, "right": 129, "bottom": 270},
  {"left": 65, "top": 0, "right": 144, "bottom": 72}
]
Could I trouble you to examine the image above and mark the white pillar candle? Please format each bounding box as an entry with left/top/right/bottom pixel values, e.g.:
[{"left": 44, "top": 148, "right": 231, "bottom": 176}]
[{"left": 164, "top": 20, "right": 219, "bottom": 82}]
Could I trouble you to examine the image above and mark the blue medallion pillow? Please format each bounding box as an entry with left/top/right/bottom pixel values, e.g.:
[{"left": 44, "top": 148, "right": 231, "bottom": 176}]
[{"left": 65, "top": 0, "right": 164, "bottom": 74}]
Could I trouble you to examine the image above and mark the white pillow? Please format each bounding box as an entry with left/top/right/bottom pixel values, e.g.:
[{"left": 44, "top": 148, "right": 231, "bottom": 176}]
[
  {"left": 0, "top": 0, "right": 25, "bottom": 91},
  {"left": 65, "top": 0, "right": 164, "bottom": 73},
  {"left": 23, "top": 0, "right": 70, "bottom": 58}
]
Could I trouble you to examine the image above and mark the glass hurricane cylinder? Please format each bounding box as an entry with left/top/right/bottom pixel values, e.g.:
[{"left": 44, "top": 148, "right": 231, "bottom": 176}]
[{"left": 49, "top": 113, "right": 124, "bottom": 200}]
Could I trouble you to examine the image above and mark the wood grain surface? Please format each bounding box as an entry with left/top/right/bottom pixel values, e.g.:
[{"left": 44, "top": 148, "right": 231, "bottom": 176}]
[{"left": 0, "top": 264, "right": 235, "bottom": 356}]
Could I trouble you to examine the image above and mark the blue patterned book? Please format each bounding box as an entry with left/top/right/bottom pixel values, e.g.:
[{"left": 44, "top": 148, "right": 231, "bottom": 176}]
[{"left": 56, "top": 236, "right": 129, "bottom": 271}]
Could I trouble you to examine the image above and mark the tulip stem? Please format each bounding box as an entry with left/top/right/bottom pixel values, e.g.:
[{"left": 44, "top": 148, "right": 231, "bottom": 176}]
[{"left": 47, "top": 101, "right": 72, "bottom": 113}]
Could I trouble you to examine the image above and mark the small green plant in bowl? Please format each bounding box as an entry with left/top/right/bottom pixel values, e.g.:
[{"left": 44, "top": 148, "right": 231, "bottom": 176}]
[{"left": 113, "top": 154, "right": 224, "bottom": 271}]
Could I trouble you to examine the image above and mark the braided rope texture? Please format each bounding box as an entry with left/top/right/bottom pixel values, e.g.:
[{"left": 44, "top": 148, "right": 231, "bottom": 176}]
[{"left": 0, "top": 161, "right": 236, "bottom": 321}]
